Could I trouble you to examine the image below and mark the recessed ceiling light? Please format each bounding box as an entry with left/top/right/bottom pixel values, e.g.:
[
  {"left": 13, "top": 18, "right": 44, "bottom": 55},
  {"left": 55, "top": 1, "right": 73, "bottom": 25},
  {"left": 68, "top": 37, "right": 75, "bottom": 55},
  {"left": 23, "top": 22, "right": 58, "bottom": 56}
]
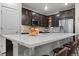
[
  {"left": 64, "top": 3, "right": 68, "bottom": 5},
  {"left": 44, "top": 5, "right": 48, "bottom": 10}
]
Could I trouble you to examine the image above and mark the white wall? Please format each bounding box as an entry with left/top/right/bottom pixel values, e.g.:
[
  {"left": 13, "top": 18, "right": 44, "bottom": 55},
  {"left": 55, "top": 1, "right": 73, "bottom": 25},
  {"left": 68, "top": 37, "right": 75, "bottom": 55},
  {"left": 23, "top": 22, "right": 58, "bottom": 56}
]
[{"left": 75, "top": 3, "right": 79, "bottom": 34}]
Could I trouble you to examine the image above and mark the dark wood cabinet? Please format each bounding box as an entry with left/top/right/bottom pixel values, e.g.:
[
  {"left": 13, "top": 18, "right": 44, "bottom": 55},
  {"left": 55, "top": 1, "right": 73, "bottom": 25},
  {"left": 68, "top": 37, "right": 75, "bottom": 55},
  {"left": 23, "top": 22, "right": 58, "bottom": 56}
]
[
  {"left": 28, "top": 11, "right": 32, "bottom": 25},
  {"left": 22, "top": 8, "right": 32, "bottom": 25},
  {"left": 22, "top": 8, "right": 74, "bottom": 27},
  {"left": 60, "top": 8, "right": 75, "bottom": 19},
  {"left": 48, "top": 8, "right": 75, "bottom": 27},
  {"left": 32, "top": 12, "right": 41, "bottom": 26},
  {"left": 41, "top": 15, "right": 48, "bottom": 27},
  {"left": 38, "top": 14, "right": 42, "bottom": 26},
  {"left": 22, "top": 8, "right": 48, "bottom": 27},
  {"left": 22, "top": 8, "right": 27, "bottom": 25},
  {"left": 52, "top": 15, "right": 59, "bottom": 27},
  {"left": 48, "top": 15, "right": 59, "bottom": 27}
]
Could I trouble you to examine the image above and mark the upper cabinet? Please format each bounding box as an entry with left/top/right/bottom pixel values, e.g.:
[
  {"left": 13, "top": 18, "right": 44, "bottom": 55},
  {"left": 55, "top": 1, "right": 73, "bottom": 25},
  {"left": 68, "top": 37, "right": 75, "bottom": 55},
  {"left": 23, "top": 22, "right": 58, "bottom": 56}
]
[
  {"left": 48, "top": 8, "right": 75, "bottom": 27},
  {"left": 22, "top": 8, "right": 32, "bottom": 25},
  {"left": 48, "top": 15, "right": 59, "bottom": 27},
  {"left": 41, "top": 15, "right": 48, "bottom": 27},
  {"left": 52, "top": 15, "right": 59, "bottom": 27},
  {"left": 22, "top": 8, "right": 48, "bottom": 27},
  {"left": 60, "top": 8, "right": 75, "bottom": 19},
  {"left": 32, "top": 12, "right": 42, "bottom": 26},
  {"left": 22, "top": 7, "right": 75, "bottom": 27},
  {"left": 32, "top": 12, "right": 48, "bottom": 27}
]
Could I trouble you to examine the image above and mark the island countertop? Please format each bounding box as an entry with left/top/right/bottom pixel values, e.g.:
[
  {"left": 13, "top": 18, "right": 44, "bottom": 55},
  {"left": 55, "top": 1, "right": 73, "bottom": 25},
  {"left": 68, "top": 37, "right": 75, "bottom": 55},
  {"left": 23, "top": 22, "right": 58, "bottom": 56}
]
[{"left": 1, "top": 33, "right": 78, "bottom": 48}]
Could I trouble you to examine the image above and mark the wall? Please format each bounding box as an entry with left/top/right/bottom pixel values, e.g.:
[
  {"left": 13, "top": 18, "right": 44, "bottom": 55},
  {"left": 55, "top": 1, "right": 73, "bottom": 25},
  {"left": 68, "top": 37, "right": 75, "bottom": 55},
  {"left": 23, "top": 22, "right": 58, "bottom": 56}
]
[{"left": 75, "top": 3, "right": 79, "bottom": 34}]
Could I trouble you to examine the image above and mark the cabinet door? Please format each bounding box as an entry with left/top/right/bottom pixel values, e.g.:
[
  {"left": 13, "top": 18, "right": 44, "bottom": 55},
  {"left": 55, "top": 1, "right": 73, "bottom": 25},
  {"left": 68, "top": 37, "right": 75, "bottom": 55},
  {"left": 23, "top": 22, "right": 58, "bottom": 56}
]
[
  {"left": 41, "top": 15, "right": 48, "bottom": 27},
  {"left": 22, "top": 8, "right": 28, "bottom": 25},
  {"left": 22, "top": 8, "right": 32, "bottom": 25},
  {"left": 0, "top": 37, "right": 6, "bottom": 53},
  {"left": 27, "top": 10, "right": 32, "bottom": 25},
  {"left": 2, "top": 7, "right": 20, "bottom": 34}
]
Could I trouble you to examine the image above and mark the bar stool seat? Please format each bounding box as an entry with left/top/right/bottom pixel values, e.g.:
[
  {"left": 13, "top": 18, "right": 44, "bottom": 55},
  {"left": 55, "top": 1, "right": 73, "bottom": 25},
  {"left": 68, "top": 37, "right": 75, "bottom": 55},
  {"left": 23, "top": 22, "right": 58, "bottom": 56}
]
[
  {"left": 52, "top": 47, "right": 69, "bottom": 56},
  {"left": 53, "top": 47, "right": 63, "bottom": 56},
  {"left": 56, "top": 47, "right": 69, "bottom": 56},
  {"left": 53, "top": 48, "right": 63, "bottom": 53}
]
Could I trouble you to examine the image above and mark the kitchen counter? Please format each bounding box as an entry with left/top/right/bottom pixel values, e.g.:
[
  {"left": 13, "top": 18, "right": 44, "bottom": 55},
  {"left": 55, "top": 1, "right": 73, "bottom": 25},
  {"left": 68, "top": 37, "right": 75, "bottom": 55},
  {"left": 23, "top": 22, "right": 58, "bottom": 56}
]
[
  {"left": 1, "top": 33, "right": 78, "bottom": 56},
  {"left": 1, "top": 33, "right": 77, "bottom": 48}
]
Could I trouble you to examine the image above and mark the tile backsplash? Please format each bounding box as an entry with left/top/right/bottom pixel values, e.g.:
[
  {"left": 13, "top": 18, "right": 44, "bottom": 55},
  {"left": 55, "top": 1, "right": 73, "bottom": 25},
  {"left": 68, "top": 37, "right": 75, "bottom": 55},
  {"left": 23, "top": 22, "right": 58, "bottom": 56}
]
[
  {"left": 21, "top": 25, "right": 61, "bottom": 33},
  {"left": 21, "top": 25, "right": 45, "bottom": 33}
]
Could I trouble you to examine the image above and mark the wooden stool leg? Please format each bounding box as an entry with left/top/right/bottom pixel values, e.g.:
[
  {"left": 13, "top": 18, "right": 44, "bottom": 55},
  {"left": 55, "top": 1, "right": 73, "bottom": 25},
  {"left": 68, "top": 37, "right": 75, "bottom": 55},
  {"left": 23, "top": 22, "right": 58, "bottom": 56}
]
[{"left": 76, "top": 48, "right": 78, "bottom": 56}]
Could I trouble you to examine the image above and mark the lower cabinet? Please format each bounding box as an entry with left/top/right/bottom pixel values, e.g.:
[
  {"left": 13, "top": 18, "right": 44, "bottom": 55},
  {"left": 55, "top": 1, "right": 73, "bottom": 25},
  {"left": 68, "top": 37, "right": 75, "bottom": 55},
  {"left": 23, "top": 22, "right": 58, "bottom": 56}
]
[
  {"left": 0, "top": 36, "right": 6, "bottom": 54},
  {"left": 0, "top": 37, "right": 13, "bottom": 56},
  {"left": 0, "top": 53, "right": 6, "bottom": 56}
]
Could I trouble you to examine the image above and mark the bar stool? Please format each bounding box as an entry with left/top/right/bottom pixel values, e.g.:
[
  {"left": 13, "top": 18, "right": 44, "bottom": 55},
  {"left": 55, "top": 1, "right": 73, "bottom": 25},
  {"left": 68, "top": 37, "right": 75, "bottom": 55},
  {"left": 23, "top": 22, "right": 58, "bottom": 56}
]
[
  {"left": 56, "top": 47, "right": 69, "bottom": 56},
  {"left": 63, "top": 42, "right": 73, "bottom": 47},
  {"left": 52, "top": 47, "right": 69, "bottom": 56},
  {"left": 73, "top": 41, "right": 78, "bottom": 56},
  {"left": 77, "top": 39, "right": 79, "bottom": 48},
  {"left": 53, "top": 47, "right": 63, "bottom": 56},
  {"left": 63, "top": 41, "right": 78, "bottom": 56}
]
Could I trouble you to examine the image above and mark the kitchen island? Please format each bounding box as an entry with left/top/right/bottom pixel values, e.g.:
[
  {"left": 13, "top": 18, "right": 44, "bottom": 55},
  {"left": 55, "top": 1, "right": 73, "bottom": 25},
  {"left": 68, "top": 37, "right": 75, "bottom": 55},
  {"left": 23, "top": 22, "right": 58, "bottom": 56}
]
[{"left": 1, "top": 33, "right": 78, "bottom": 56}]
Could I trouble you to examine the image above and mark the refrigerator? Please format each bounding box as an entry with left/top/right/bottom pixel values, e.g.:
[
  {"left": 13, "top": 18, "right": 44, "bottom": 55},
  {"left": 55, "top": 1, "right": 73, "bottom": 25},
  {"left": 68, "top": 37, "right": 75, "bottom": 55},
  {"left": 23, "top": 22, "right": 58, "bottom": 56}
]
[{"left": 59, "top": 19, "right": 73, "bottom": 33}]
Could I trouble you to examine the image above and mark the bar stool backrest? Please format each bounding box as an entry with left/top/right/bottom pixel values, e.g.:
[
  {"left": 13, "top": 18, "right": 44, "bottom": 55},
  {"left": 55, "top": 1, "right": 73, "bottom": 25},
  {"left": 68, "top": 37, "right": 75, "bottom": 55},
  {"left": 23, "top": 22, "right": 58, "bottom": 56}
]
[
  {"left": 56, "top": 47, "right": 69, "bottom": 56},
  {"left": 69, "top": 41, "right": 78, "bottom": 55}
]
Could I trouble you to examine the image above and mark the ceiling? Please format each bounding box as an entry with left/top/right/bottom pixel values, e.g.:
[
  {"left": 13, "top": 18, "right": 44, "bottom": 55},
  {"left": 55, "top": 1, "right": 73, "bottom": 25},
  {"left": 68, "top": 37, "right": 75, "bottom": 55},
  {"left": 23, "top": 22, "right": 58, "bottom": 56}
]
[{"left": 22, "top": 3, "right": 75, "bottom": 15}]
